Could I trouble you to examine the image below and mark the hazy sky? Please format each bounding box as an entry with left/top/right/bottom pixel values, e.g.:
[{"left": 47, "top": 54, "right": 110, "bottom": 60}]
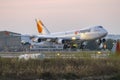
[{"left": 0, "top": 0, "right": 120, "bottom": 34}]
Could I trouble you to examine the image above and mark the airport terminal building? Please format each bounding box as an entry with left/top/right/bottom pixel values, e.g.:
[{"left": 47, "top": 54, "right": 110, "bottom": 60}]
[
  {"left": 0, "top": 31, "right": 24, "bottom": 52},
  {"left": 0, "top": 31, "right": 64, "bottom": 52}
]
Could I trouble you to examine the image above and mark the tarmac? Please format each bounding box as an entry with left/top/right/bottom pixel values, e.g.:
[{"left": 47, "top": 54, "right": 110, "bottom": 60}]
[{"left": 0, "top": 51, "right": 111, "bottom": 59}]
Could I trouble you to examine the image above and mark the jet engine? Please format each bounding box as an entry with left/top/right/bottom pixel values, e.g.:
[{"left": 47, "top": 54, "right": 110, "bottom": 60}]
[
  {"left": 97, "top": 38, "right": 106, "bottom": 45},
  {"left": 30, "top": 37, "right": 42, "bottom": 43},
  {"left": 57, "top": 39, "right": 65, "bottom": 44},
  {"left": 37, "top": 38, "right": 42, "bottom": 42},
  {"left": 31, "top": 38, "right": 42, "bottom": 43}
]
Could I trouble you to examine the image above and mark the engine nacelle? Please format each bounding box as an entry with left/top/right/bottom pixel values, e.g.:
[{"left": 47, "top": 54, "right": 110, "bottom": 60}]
[
  {"left": 31, "top": 38, "right": 42, "bottom": 43},
  {"left": 37, "top": 38, "right": 42, "bottom": 43},
  {"left": 57, "top": 39, "right": 65, "bottom": 44},
  {"left": 96, "top": 38, "right": 106, "bottom": 45},
  {"left": 102, "top": 38, "right": 106, "bottom": 43}
]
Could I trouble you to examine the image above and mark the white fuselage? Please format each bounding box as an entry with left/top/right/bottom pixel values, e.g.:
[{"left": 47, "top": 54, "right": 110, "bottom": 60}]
[
  {"left": 21, "top": 19, "right": 108, "bottom": 47},
  {"left": 39, "top": 26, "right": 108, "bottom": 41}
]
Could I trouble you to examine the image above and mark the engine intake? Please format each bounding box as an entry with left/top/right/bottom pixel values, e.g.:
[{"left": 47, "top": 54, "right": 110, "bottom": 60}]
[
  {"left": 57, "top": 39, "right": 65, "bottom": 44},
  {"left": 38, "top": 38, "right": 42, "bottom": 42}
]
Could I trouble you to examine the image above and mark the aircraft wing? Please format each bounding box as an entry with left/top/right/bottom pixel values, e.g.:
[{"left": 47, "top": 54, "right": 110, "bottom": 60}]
[
  {"left": 36, "top": 35, "right": 77, "bottom": 40},
  {"left": 36, "top": 35, "right": 57, "bottom": 39},
  {"left": 11, "top": 33, "right": 71, "bottom": 40}
]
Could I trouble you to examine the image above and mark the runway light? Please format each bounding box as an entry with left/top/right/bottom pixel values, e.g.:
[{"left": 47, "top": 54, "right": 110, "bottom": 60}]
[
  {"left": 57, "top": 53, "right": 60, "bottom": 56},
  {"left": 72, "top": 37, "right": 76, "bottom": 40},
  {"left": 97, "top": 51, "right": 102, "bottom": 54}
]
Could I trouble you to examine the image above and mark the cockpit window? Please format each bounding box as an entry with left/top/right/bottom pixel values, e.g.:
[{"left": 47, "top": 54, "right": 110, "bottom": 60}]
[{"left": 98, "top": 26, "right": 103, "bottom": 28}]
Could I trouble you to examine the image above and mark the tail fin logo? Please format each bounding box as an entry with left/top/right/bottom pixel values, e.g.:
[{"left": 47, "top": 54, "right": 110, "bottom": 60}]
[
  {"left": 36, "top": 19, "right": 50, "bottom": 35},
  {"left": 36, "top": 19, "right": 44, "bottom": 34}
]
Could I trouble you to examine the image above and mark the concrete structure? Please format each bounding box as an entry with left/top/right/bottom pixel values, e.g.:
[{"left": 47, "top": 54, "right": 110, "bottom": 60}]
[
  {"left": 112, "top": 40, "right": 120, "bottom": 53},
  {"left": 0, "top": 31, "right": 23, "bottom": 52},
  {"left": 0, "top": 31, "right": 64, "bottom": 52}
]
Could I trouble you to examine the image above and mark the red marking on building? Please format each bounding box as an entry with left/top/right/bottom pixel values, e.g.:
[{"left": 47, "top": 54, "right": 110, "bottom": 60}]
[{"left": 4, "top": 31, "right": 10, "bottom": 36}]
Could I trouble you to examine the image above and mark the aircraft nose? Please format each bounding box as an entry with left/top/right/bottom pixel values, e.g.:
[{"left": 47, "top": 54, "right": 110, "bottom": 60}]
[{"left": 103, "top": 28, "right": 108, "bottom": 36}]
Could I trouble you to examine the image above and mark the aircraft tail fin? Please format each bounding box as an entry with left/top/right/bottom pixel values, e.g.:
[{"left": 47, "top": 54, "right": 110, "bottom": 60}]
[{"left": 36, "top": 19, "right": 50, "bottom": 35}]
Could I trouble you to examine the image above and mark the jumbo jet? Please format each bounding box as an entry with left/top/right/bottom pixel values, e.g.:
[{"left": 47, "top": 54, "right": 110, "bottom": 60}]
[{"left": 22, "top": 19, "right": 108, "bottom": 48}]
